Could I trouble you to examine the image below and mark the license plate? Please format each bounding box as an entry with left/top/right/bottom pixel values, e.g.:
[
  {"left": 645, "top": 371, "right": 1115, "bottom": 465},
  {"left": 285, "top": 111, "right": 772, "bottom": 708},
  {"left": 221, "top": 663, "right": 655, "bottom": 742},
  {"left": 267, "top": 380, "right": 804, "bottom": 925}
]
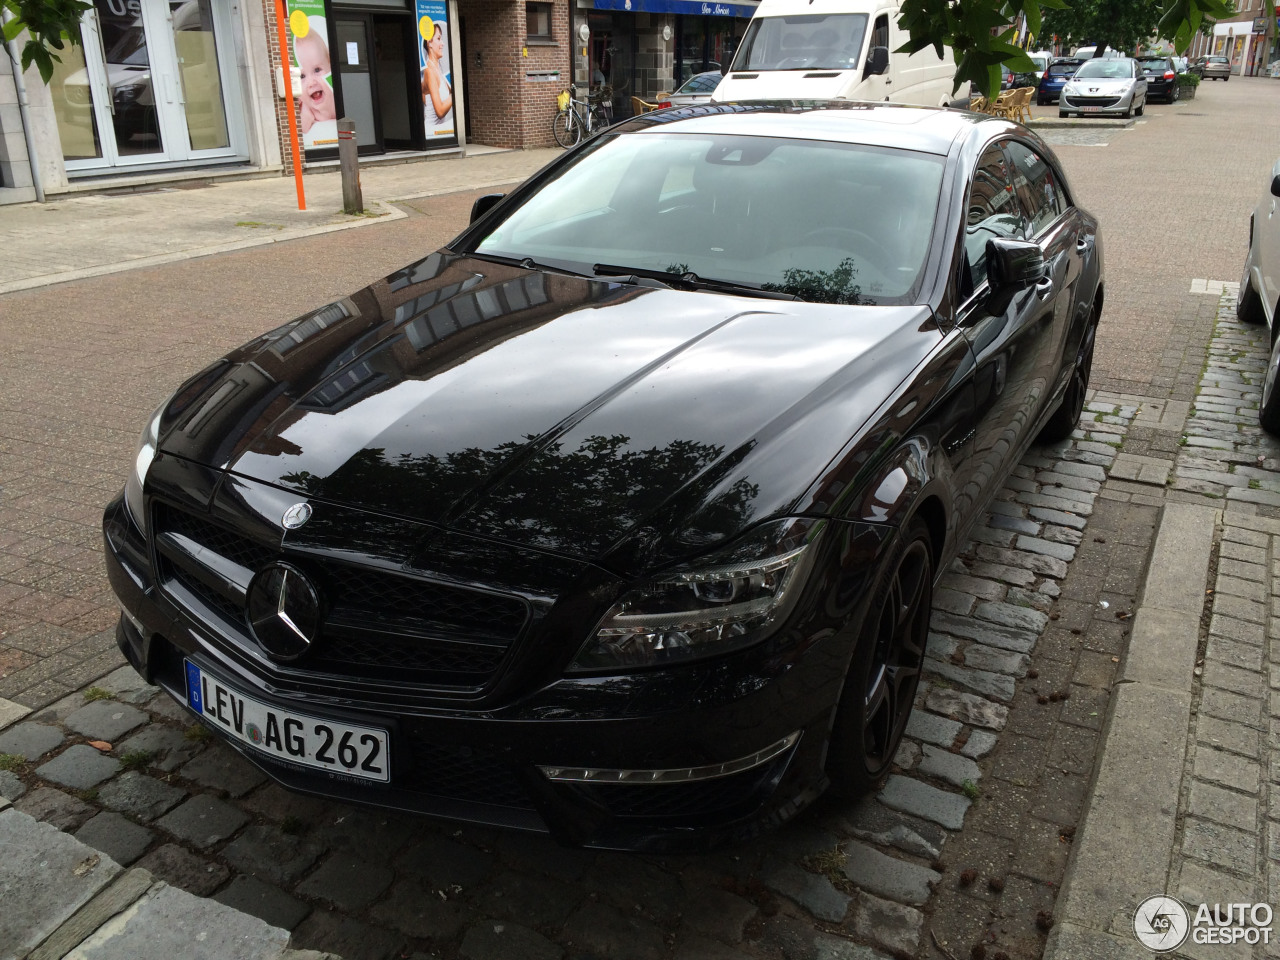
[
  {"left": 185, "top": 660, "right": 389, "bottom": 783},
  {"left": 1083, "top": 106, "right": 1101, "bottom": 113}
]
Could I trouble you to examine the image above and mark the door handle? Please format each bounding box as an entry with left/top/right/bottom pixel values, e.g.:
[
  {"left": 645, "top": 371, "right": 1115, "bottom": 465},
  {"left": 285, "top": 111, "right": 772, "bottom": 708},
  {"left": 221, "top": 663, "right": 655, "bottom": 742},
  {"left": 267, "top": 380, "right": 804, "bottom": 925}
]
[
  {"left": 1036, "top": 275, "right": 1054, "bottom": 299},
  {"left": 1076, "top": 237, "right": 1092, "bottom": 252}
]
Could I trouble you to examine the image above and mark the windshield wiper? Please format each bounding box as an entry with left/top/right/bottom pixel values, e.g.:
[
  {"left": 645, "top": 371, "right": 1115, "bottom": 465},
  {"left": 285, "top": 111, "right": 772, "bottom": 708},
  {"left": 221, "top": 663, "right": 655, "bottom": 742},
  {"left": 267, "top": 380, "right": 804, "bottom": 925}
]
[
  {"left": 592, "top": 263, "right": 800, "bottom": 301},
  {"left": 466, "top": 251, "right": 590, "bottom": 278}
]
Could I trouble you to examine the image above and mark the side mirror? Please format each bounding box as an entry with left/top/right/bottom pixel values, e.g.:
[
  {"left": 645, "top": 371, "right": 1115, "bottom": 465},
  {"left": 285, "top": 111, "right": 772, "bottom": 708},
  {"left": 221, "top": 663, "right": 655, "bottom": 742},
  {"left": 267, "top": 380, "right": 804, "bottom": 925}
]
[
  {"left": 1270, "top": 175, "right": 1280, "bottom": 199},
  {"left": 986, "top": 237, "right": 1044, "bottom": 293},
  {"left": 470, "top": 193, "right": 505, "bottom": 224},
  {"left": 864, "top": 46, "right": 889, "bottom": 78}
]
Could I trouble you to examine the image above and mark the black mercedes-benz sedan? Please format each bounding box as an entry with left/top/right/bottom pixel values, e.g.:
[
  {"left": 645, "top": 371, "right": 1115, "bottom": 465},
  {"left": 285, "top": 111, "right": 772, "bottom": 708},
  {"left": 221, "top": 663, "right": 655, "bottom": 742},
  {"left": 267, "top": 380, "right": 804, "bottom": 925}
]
[{"left": 103, "top": 102, "right": 1103, "bottom": 851}]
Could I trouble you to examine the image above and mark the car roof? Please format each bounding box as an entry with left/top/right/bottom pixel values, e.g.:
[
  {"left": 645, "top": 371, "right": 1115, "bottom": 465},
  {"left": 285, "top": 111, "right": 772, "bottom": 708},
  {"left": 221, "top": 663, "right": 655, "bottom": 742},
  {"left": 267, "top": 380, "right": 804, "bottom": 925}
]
[{"left": 616, "top": 101, "right": 986, "bottom": 156}]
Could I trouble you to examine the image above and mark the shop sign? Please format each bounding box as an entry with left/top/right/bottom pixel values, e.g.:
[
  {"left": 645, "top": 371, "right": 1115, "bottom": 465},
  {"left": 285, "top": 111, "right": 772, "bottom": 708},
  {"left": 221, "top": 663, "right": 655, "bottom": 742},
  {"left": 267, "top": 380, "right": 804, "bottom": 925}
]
[
  {"left": 593, "top": 0, "right": 758, "bottom": 17},
  {"left": 417, "top": 0, "right": 456, "bottom": 140},
  {"left": 1254, "top": 16, "right": 1267, "bottom": 33},
  {"left": 285, "top": 0, "right": 338, "bottom": 150}
]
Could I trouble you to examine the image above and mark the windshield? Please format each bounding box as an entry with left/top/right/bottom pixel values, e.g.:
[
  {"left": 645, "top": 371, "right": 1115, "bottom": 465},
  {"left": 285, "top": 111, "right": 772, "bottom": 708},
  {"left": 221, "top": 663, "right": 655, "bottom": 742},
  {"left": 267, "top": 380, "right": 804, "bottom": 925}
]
[
  {"left": 469, "top": 132, "right": 944, "bottom": 306},
  {"left": 676, "top": 72, "right": 721, "bottom": 94},
  {"left": 1029, "top": 56, "right": 1049, "bottom": 71},
  {"left": 1075, "top": 59, "right": 1133, "bottom": 79},
  {"left": 732, "top": 14, "right": 868, "bottom": 72},
  {"left": 1048, "top": 61, "right": 1080, "bottom": 76}
]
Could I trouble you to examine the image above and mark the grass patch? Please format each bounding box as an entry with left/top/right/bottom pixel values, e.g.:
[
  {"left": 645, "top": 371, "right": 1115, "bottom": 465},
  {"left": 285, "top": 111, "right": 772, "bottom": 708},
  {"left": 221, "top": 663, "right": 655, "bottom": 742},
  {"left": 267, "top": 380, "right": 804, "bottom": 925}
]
[
  {"left": 1250, "top": 479, "right": 1262, "bottom": 490},
  {"left": 961, "top": 779, "right": 980, "bottom": 801},
  {"left": 0, "top": 753, "right": 25, "bottom": 771},
  {"left": 118, "top": 749, "right": 154, "bottom": 771},
  {"left": 83, "top": 686, "right": 114, "bottom": 702},
  {"left": 235, "top": 220, "right": 284, "bottom": 229},
  {"left": 184, "top": 724, "right": 213, "bottom": 743}
]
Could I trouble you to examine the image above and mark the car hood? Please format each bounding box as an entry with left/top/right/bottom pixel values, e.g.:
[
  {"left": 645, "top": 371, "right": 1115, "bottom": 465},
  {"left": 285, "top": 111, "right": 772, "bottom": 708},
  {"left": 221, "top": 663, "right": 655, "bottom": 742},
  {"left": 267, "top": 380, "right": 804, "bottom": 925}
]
[
  {"left": 712, "top": 71, "right": 854, "bottom": 102},
  {"left": 159, "top": 253, "right": 937, "bottom": 571},
  {"left": 1066, "top": 77, "right": 1136, "bottom": 90}
]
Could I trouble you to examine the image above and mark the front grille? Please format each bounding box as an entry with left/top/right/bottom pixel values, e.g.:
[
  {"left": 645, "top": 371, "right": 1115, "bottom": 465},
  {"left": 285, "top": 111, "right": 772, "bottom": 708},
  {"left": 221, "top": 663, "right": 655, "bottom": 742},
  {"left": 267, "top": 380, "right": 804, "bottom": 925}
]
[
  {"left": 153, "top": 502, "right": 530, "bottom": 690},
  {"left": 1063, "top": 95, "right": 1121, "bottom": 108},
  {"left": 400, "top": 742, "right": 533, "bottom": 808}
]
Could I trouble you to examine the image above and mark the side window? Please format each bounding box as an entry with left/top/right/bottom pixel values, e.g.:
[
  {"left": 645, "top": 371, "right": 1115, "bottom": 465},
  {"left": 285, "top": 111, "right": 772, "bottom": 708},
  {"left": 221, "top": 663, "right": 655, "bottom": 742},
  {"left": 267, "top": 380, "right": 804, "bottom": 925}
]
[
  {"left": 961, "top": 144, "right": 1023, "bottom": 297},
  {"left": 1004, "top": 141, "right": 1063, "bottom": 238},
  {"left": 871, "top": 14, "right": 889, "bottom": 50}
]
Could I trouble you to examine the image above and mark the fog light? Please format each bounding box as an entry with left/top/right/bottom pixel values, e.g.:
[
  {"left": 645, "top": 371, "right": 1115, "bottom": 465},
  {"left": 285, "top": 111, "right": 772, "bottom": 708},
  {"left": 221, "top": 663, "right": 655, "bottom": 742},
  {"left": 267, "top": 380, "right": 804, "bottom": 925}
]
[{"left": 538, "top": 731, "right": 800, "bottom": 784}]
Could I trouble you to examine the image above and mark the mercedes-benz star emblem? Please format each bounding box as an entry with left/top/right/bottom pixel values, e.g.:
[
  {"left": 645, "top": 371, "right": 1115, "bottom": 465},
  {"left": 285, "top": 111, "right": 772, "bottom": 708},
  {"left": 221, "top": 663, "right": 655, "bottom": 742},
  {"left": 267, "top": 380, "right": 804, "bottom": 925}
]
[
  {"left": 246, "top": 562, "right": 321, "bottom": 660},
  {"left": 282, "top": 502, "right": 312, "bottom": 529}
]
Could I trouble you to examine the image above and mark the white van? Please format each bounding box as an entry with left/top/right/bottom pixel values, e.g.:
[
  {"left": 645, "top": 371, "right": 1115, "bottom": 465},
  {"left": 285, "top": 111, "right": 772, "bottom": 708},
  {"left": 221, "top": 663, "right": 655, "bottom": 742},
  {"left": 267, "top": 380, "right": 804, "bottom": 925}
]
[{"left": 711, "top": 0, "right": 955, "bottom": 106}]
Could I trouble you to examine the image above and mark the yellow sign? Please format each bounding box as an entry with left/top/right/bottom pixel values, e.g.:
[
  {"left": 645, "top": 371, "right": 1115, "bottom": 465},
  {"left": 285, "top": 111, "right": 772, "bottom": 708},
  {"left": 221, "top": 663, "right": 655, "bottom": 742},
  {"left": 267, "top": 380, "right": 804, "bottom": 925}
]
[
  {"left": 289, "top": 8, "right": 309, "bottom": 36},
  {"left": 418, "top": 15, "right": 434, "bottom": 41}
]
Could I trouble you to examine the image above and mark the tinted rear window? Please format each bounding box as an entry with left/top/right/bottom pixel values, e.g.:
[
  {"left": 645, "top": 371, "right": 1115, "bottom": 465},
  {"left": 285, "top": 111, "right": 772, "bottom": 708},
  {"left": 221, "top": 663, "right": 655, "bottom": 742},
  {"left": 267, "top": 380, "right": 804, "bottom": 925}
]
[{"left": 1138, "top": 59, "right": 1170, "bottom": 71}]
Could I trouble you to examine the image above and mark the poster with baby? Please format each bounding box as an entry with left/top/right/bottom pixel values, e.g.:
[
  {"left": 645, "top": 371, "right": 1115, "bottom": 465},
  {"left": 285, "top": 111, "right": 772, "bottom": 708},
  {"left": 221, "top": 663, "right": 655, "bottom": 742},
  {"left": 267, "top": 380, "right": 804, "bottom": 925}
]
[
  {"left": 416, "top": 0, "right": 455, "bottom": 141},
  {"left": 285, "top": 0, "right": 338, "bottom": 150}
]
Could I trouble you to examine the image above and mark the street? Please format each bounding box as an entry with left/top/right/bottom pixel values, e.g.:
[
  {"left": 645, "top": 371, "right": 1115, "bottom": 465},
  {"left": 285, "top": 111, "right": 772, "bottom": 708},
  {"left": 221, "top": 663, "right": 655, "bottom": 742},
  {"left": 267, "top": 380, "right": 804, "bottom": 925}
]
[{"left": 2, "top": 77, "right": 1280, "bottom": 960}]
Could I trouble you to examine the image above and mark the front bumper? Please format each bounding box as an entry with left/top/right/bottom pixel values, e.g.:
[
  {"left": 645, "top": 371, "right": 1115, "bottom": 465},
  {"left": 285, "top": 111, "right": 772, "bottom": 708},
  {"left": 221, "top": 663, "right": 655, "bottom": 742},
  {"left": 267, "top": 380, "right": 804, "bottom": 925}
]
[
  {"left": 104, "top": 492, "right": 888, "bottom": 851},
  {"left": 1060, "top": 90, "right": 1136, "bottom": 116}
]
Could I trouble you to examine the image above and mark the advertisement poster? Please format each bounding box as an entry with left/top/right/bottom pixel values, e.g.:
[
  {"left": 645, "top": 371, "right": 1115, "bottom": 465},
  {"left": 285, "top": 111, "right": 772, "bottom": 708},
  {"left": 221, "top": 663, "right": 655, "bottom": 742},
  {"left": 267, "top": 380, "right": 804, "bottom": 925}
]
[
  {"left": 286, "top": 0, "right": 337, "bottom": 150},
  {"left": 416, "top": 0, "right": 456, "bottom": 140}
]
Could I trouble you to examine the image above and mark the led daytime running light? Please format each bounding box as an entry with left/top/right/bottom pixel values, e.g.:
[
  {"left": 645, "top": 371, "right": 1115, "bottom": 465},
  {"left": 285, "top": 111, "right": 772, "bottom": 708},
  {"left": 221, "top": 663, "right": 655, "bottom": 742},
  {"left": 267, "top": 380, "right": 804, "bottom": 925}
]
[{"left": 539, "top": 731, "right": 800, "bottom": 784}]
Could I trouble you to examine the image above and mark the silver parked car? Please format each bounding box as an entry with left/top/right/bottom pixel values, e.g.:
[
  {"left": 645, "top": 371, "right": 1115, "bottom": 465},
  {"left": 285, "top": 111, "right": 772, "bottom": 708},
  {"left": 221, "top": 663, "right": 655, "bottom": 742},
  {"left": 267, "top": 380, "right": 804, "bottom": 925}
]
[
  {"left": 1238, "top": 158, "right": 1280, "bottom": 431},
  {"left": 1059, "top": 57, "right": 1148, "bottom": 119},
  {"left": 659, "top": 71, "right": 722, "bottom": 108}
]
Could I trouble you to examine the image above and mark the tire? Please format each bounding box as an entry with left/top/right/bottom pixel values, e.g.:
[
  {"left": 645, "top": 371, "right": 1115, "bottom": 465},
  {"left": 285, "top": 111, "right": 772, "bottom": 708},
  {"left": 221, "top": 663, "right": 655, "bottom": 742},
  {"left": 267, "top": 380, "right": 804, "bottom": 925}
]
[
  {"left": 1040, "top": 311, "right": 1098, "bottom": 442},
  {"left": 1059, "top": 110, "right": 1069, "bottom": 118},
  {"left": 1238, "top": 269, "right": 1266, "bottom": 324},
  {"left": 1135, "top": 99, "right": 1144, "bottom": 117},
  {"left": 826, "top": 518, "right": 933, "bottom": 796},
  {"left": 1122, "top": 102, "right": 1133, "bottom": 119},
  {"left": 1261, "top": 329, "right": 1280, "bottom": 435},
  {"left": 551, "top": 109, "right": 584, "bottom": 148}
]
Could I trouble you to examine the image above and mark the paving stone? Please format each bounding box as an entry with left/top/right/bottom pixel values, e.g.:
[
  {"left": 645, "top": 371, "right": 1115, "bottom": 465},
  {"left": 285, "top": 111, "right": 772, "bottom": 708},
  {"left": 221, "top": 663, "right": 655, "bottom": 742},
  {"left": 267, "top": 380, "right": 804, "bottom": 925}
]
[
  {"left": 1015, "top": 535, "right": 1077, "bottom": 563},
  {"left": 1028, "top": 506, "right": 1088, "bottom": 530},
  {"left": 74, "top": 810, "right": 154, "bottom": 865},
  {"left": 0, "top": 804, "right": 123, "bottom": 958},
  {"left": 214, "top": 875, "right": 311, "bottom": 931},
  {"left": 94, "top": 665, "right": 162, "bottom": 705},
  {"left": 1207, "top": 636, "right": 1265, "bottom": 671},
  {"left": 1221, "top": 540, "right": 1268, "bottom": 564},
  {"left": 840, "top": 838, "right": 941, "bottom": 905},
  {"left": 64, "top": 700, "right": 148, "bottom": 741},
  {"left": 0, "top": 770, "right": 26, "bottom": 800},
  {"left": 1188, "top": 779, "right": 1258, "bottom": 832},
  {"left": 134, "top": 842, "right": 230, "bottom": 896},
  {"left": 1006, "top": 586, "right": 1055, "bottom": 611},
  {"left": 852, "top": 890, "right": 922, "bottom": 956},
  {"left": 987, "top": 513, "right": 1041, "bottom": 535},
  {"left": 839, "top": 798, "right": 947, "bottom": 859},
  {"left": 1202, "top": 661, "right": 1266, "bottom": 699},
  {"left": 393, "top": 832, "right": 496, "bottom": 890},
  {"left": 974, "top": 601, "right": 1050, "bottom": 634},
  {"left": 1201, "top": 686, "right": 1266, "bottom": 728},
  {"left": 459, "top": 920, "right": 563, "bottom": 960},
  {"left": 561, "top": 902, "right": 666, "bottom": 960},
  {"left": 960, "top": 644, "right": 1030, "bottom": 677},
  {"left": 937, "top": 573, "right": 1005, "bottom": 600},
  {"left": 961, "top": 730, "right": 998, "bottom": 759},
  {"left": 904, "top": 711, "right": 961, "bottom": 748},
  {"left": 924, "top": 687, "right": 1009, "bottom": 730},
  {"left": 877, "top": 775, "right": 970, "bottom": 830},
  {"left": 894, "top": 740, "right": 920, "bottom": 768},
  {"left": 1050, "top": 461, "right": 1107, "bottom": 482},
  {"left": 682, "top": 887, "right": 757, "bottom": 942},
  {"left": 477, "top": 870, "right": 583, "bottom": 930},
  {"left": 298, "top": 852, "right": 394, "bottom": 912},
  {"left": 1214, "top": 576, "right": 1268, "bottom": 603},
  {"left": 1211, "top": 614, "right": 1267, "bottom": 645},
  {"left": 929, "top": 611, "right": 1037, "bottom": 653},
  {"left": 222, "top": 823, "right": 324, "bottom": 885},
  {"left": 368, "top": 879, "right": 473, "bottom": 940},
  {"left": 290, "top": 911, "right": 406, "bottom": 960},
  {"left": 96, "top": 771, "right": 186, "bottom": 821},
  {"left": 155, "top": 794, "right": 249, "bottom": 849},
  {"left": 761, "top": 859, "right": 850, "bottom": 922},
  {"left": 13, "top": 786, "right": 95, "bottom": 831},
  {"left": 1194, "top": 747, "right": 1261, "bottom": 794},
  {"left": 965, "top": 560, "right": 1036, "bottom": 587},
  {"left": 925, "top": 658, "right": 1017, "bottom": 701},
  {"left": 0, "top": 721, "right": 64, "bottom": 760},
  {"left": 976, "top": 544, "right": 1070, "bottom": 579},
  {"left": 671, "top": 935, "right": 748, "bottom": 960},
  {"left": 178, "top": 745, "right": 267, "bottom": 798},
  {"left": 1182, "top": 817, "right": 1257, "bottom": 874},
  {"left": 36, "top": 743, "right": 121, "bottom": 790},
  {"left": 918, "top": 744, "right": 981, "bottom": 789},
  {"left": 1214, "top": 593, "right": 1268, "bottom": 625},
  {"left": 933, "top": 587, "right": 975, "bottom": 615},
  {"left": 1196, "top": 716, "right": 1261, "bottom": 759},
  {"left": 117, "top": 724, "right": 204, "bottom": 773}
]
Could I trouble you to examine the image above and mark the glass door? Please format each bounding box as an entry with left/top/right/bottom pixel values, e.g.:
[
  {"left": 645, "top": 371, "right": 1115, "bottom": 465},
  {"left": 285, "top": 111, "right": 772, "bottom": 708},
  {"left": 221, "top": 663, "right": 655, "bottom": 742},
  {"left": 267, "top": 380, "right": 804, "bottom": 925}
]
[
  {"left": 335, "top": 16, "right": 383, "bottom": 151},
  {"left": 57, "top": 0, "right": 244, "bottom": 172}
]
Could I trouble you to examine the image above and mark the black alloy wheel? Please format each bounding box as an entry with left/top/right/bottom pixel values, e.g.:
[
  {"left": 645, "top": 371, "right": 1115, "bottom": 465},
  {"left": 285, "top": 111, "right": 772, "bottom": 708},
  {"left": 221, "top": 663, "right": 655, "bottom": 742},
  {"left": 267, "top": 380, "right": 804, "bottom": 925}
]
[
  {"left": 827, "top": 518, "right": 933, "bottom": 795},
  {"left": 1260, "top": 327, "right": 1280, "bottom": 435},
  {"left": 1040, "top": 313, "right": 1098, "bottom": 441}
]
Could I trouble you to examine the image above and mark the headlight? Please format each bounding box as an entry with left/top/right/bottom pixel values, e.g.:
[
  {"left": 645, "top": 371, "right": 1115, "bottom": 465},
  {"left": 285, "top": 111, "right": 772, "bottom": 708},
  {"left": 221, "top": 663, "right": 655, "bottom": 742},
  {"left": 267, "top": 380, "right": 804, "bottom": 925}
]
[
  {"left": 569, "top": 519, "right": 823, "bottom": 672},
  {"left": 123, "top": 405, "right": 163, "bottom": 537}
]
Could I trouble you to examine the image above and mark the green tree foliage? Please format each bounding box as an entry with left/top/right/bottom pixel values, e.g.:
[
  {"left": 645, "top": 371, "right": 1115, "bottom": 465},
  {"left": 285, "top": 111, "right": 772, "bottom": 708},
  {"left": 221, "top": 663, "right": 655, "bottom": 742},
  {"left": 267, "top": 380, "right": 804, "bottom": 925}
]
[
  {"left": 897, "top": 0, "right": 1237, "bottom": 99},
  {"left": 2, "top": 0, "right": 93, "bottom": 83}
]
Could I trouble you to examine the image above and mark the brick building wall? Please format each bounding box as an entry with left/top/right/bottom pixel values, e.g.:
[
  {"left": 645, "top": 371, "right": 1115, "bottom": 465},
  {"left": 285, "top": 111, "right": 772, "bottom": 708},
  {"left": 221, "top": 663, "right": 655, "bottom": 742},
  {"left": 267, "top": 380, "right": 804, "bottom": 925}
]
[{"left": 462, "top": 0, "right": 571, "bottom": 148}]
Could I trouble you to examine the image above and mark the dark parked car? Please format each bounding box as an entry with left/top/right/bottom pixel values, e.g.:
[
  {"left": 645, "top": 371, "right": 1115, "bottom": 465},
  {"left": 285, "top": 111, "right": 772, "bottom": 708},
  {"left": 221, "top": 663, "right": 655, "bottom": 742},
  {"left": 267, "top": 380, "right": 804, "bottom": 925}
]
[
  {"left": 1038, "top": 57, "right": 1083, "bottom": 104},
  {"left": 103, "top": 102, "right": 1104, "bottom": 851},
  {"left": 1238, "top": 157, "right": 1280, "bottom": 431},
  {"left": 1137, "top": 55, "right": 1180, "bottom": 102}
]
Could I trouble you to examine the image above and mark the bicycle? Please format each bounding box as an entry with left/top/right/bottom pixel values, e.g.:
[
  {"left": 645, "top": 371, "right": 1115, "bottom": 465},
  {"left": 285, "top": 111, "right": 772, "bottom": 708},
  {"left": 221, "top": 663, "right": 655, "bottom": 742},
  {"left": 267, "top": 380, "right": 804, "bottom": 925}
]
[{"left": 552, "top": 84, "right": 611, "bottom": 148}]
